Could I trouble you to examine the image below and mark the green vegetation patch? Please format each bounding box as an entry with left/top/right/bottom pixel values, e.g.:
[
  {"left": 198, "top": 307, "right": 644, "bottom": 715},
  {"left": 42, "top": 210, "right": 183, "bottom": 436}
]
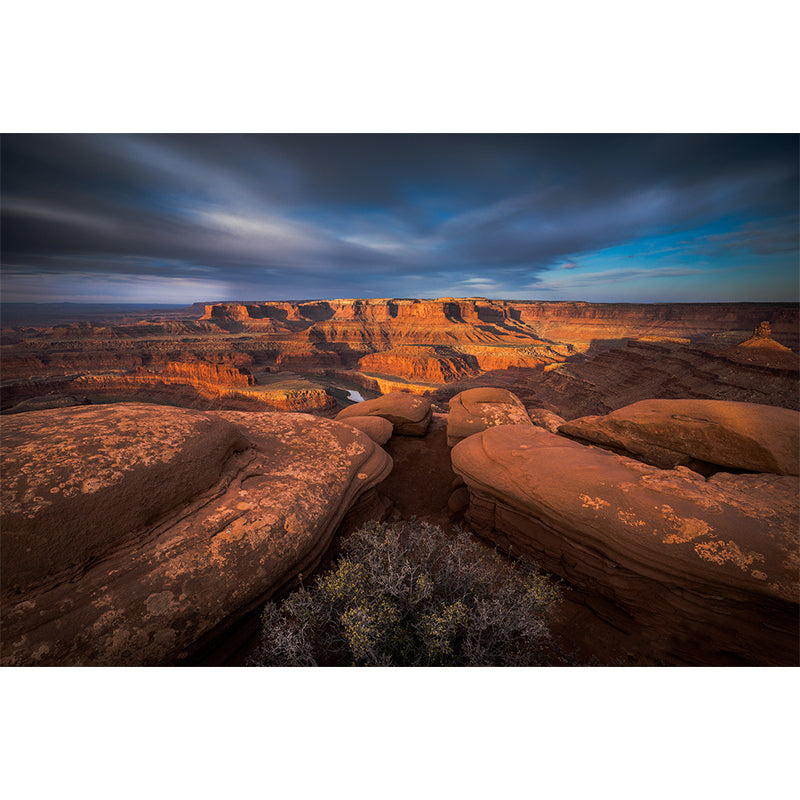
[{"left": 250, "top": 520, "right": 563, "bottom": 667}]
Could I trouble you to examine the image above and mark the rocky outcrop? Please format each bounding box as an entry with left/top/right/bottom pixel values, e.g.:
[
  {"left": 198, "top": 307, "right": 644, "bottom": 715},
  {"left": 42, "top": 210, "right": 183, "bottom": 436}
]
[
  {"left": 4, "top": 302, "right": 797, "bottom": 419},
  {"left": 446, "top": 387, "right": 532, "bottom": 447},
  {"left": 451, "top": 424, "right": 799, "bottom": 666},
  {"left": 335, "top": 415, "right": 394, "bottom": 446},
  {"left": 429, "top": 337, "right": 799, "bottom": 422},
  {"left": 222, "top": 386, "right": 337, "bottom": 413},
  {"left": 510, "top": 301, "right": 799, "bottom": 350},
  {"left": 358, "top": 346, "right": 481, "bottom": 383},
  {"left": 276, "top": 344, "right": 345, "bottom": 371},
  {"left": 336, "top": 392, "right": 433, "bottom": 436},
  {"left": 2, "top": 369, "right": 338, "bottom": 415},
  {"left": 740, "top": 321, "right": 788, "bottom": 346},
  {"left": 161, "top": 360, "right": 256, "bottom": 388},
  {"left": 527, "top": 408, "right": 567, "bottom": 433},
  {"left": 357, "top": 343, "right": 569, "bottom": 384},
  {"left": 321, "top": 369, "right": 438, "bottom": 397},
  {"left": 194, "top": 299, "right": 798, "bottom": 350},
  {"left": 1, "top": 404, "right": 392, "bottom": 666},
  {"left": 558, "top": 399, "right": 800, "bottom": 475}
]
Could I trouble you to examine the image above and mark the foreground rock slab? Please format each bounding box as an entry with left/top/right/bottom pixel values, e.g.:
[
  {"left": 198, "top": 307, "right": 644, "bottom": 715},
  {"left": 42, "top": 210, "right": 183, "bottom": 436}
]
[
  {"left": 335, "top": 415, "right": 394, "bottom": 446},
  {"left": 1, "top": 404, "right": 391, "bottom": 666},
  {"left": 451, "top": 424, "right": 799, "bottom": 665},
  {"left": 335, "top": 391, "right": 432, "bottom": 436},
  {"left": 559, "top": 398, "right": 800, "bottom": 475},
  {"left": 446, "top": 387, "right": 532, "bottom": 447}
]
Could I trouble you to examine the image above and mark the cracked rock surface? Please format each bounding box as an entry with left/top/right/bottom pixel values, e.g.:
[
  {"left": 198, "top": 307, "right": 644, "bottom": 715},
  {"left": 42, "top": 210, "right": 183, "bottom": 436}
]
[
  {"left": 451, "top": 424, "right": 799, "bottom": 665},
  {"left": 1, "top": 403, "right": 391, "bottom": 666}
]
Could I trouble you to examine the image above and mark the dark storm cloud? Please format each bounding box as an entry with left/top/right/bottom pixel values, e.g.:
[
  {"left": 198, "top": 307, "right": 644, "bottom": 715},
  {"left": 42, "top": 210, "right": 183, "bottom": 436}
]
[{"left": 1, "top": 134, "right": 798, "bottom": 301}]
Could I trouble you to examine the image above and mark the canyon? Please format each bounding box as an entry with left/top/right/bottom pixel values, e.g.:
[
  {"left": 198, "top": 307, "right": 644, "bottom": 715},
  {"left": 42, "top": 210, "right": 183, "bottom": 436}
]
[{"left": 1, "top": 298, "right": 798, "bottom": 666}]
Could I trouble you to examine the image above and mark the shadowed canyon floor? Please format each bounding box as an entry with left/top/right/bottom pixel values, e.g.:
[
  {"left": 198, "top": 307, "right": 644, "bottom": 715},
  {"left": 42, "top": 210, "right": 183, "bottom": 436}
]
[{"left": 1, "top": 300, "right": 798, "bottom": 666}]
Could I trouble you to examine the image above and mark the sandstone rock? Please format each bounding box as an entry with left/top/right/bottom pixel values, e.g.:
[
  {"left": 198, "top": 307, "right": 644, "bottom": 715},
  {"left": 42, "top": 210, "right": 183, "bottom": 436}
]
[
  {"left": 431, "top": 337, "right": 799, "bottom": 421},
  {"left": 447, "top": 486, "right": 470, "bottom": 518},
  {"left": 161, "top": 360, "right": 256, "bottom": 388},
  {"left": 1, "top": 404, "right": 392, "bottom": 666},
  {"left": 5, "top": 301, "right": 798, "bottom": 419},
  {"left": 358, "top": 345, "right": 480, "bottom": 383},
  {"left": 451, "top": 424, "right": 799, "bottom": 665},
  {"left": 336, "top": 415, "right": 393, "bottom": 446},
  {"left": 527, "top": 407, "right": 567, "bottom": 433},
  {"left": 447, "top": 387, "right": 532, "bottom": 447},
  {"left": 736, "top": 321, "right": 794, "bottom": 353},
  {"left": 335, "top": 391, "right": 432, "bottom": 436},
  {"left": 558, "top": 399, "right": 800, "bottom": 475}
]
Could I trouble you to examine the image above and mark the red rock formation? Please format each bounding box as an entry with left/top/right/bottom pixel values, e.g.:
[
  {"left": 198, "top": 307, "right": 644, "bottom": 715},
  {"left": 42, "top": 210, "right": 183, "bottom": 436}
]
[
  {"left": 336, "top": 392, "right": 433, "bottom": 436},
  {"left": 527, "top": 408, "right": 567, "bottom": 433},
  {"left": 335, "top": 415, "right": 394, "bottom": 446},
  {"left": 451, "top": 424, "right": 799, "bottom": 666},
  {"left": 1, "top": 404, "right": 392, "bottom": 665},
  {"left": 509, "top": 301, "right": 799, "bottom": 350},
  {"left": 195, "top": 299, "right": 798, "bottom": 350},
  {"left": 558, "top": 399, "right": 800, "bottom": 475},
  {"left": 431, "top": 337, "right": 800, "bottom": 421},
  {"left": 358, "top": 346, "right": 481, "bottom": 383},
  {"left": 301, "top": 298, "right": 540, "bottom": 347},
  {"left": 3, "top": 299, "right": 797, "bottom": 419},
  {"left": 726, "top": 321, "right": 798, "bottom": 367},
  {"left": 321, "top": 369, "right": 438, "bottom": 397},
  {"left": 275, "top": 343, "right": 345, "bottom": 371},
  {"left": 161, "top": 360, "right": 256, "bottom": 388},
  {"left": 447, "top": 387, "right": 532, "bottom": 447}
]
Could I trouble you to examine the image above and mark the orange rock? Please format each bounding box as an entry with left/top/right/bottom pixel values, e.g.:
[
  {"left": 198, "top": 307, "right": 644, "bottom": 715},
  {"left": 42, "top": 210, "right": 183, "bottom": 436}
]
[
  {"left": 451, "top": 424, "right": 799, "bottom": 665},
  {"left": 447, "top": 387, "right": 532, "bottom": 447},
  {"left": 358, "top": 346, "right": 480, "bottom": 383},
  {"left": 1, "top": 404, "right": 392, "bottom": 665},
  {"left": 736, "top": 321, "right": 794, "bottom": 353},
  {"left": 335, "top": 391, "right": 432, "bottom": 436},
  {"left": 527, "top": 407, "right": 567, "bottom": 433},
  {"left": 336, "top": 415, "right": 393, "bottom": 446},
  {"left": 559, "top": 398, "right": 800, "bottom": 475}
]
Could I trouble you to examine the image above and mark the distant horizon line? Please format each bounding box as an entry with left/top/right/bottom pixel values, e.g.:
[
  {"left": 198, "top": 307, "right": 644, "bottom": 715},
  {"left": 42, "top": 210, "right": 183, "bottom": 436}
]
[{"left": 2, "top": 298, "right": 798, "bottom": 307}]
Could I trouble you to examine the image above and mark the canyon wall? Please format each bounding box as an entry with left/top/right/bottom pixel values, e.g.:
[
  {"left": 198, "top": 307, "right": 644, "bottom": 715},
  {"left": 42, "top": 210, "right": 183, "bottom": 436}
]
[
  {"left": 3, "top": 298, "right": 797, "bottom": 417},
  {"left": 195, "top": 298, "right": 799, "bottom": 349}
]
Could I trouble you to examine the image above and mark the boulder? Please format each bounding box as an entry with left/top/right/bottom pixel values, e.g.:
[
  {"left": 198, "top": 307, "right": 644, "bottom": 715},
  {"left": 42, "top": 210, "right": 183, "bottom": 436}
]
[
  {"left": 451, "top": 424, "right": 799, "bottom": 666},
  {"left": 335, "top": 391, "right": 432, "bottom": 436},
  {"left": 1, "top": 403, "right": 392, "bottom": 666},
  {"left": 558, "top": 399, "right": 800, "bottom": 475},
  {"left": 336, "top": 415, "right": 393, "bottom": 446},
  {"left": 527, "top": 407, "right": 567, "bottom": 433},
  {"left": 447, "top": 387, "right": 532, "bottom": 447}
]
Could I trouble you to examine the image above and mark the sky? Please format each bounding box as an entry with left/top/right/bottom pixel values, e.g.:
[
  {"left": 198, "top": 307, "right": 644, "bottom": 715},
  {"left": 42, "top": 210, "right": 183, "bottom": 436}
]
[{"left": 1, "top": 133, "right": 798, "bottom": 305}]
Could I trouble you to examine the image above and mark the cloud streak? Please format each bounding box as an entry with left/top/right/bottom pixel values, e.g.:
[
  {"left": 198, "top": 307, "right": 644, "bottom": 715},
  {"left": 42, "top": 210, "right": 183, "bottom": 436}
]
[{"left": 1, "top": 134, "right": 797, "bottom": 302}]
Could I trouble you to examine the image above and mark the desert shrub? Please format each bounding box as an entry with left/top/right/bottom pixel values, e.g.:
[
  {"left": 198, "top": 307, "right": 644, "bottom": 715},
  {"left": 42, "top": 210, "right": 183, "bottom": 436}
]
[{"left": 249, "top": 520, "right": 563, "bottom": 666}]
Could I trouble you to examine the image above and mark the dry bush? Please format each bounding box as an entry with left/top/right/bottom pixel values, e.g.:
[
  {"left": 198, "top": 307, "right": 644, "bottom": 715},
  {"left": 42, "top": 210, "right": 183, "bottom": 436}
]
[{"left": 249, "top": 520, "right": 563, "bottom": 666}]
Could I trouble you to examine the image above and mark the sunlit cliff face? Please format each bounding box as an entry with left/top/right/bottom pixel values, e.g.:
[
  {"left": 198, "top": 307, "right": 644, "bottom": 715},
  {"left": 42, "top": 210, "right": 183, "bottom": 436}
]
[{"left": 1, "top": 134, "right": 798, "bottom": 304}]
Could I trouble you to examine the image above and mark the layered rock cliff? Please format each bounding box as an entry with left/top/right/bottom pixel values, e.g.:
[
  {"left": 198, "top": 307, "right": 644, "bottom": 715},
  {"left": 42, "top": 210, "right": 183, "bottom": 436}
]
[
  {"left": 198, "top": 298, "right": 800, "bottom": 350},
  {"left": 3, "top": 298, "right": 797, "bottom": 418}
]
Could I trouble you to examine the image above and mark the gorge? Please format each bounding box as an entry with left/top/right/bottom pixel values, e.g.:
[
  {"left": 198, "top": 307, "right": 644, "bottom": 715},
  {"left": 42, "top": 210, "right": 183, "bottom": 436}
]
[{"left": 1, "top": 298, "right": 798, "bottom": 666}]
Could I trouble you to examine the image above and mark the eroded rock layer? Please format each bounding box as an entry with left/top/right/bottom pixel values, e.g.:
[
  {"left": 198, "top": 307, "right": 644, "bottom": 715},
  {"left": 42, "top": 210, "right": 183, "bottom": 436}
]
[
  {"left": 3, "top": 300, "right": 797, "bottom": 418},
  {"left": 336, "top": 392, "right": 433, "bottom": 436},
  {"left": 447, "top": 387, "right": 532, "bottom": 447},
  {"left": 1, "top": 404, "right": 392, "bottom": 666},
  {"left": 559, "top": 399, "right": 800, "bottom": 475},
  {"left": 451, "top": 424, "right": 799, "bottom": 666}
]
